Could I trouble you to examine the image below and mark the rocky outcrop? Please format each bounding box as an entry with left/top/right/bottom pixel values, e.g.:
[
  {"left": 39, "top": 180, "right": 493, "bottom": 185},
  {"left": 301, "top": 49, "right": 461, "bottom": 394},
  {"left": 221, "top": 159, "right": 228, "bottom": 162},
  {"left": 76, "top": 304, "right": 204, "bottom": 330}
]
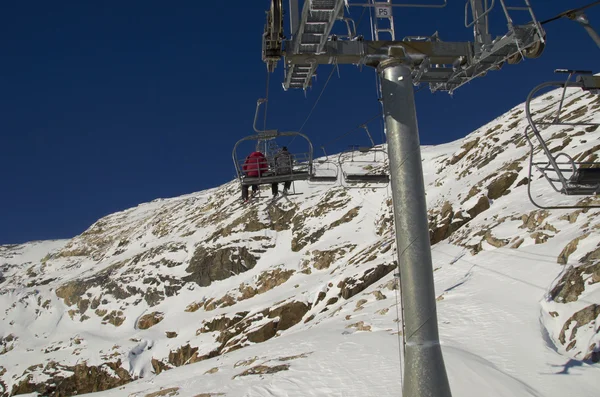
[
  {"left": 184, "top": 246, "right": 257, "bottom": 287},
  {"left": 11, "top": 360, "right": 132, "bottom": 397},
  {"left": 137, "top": 312, "right": 164, "bottom": 330},
  {"left": 338, "top": 263, "right": 396, "bottom": 300},
  {"left": 487, "top": 172, "right": 519, "bottom": 200},
  {"left": 558, "top": 304, "right": 600, "bottom": 360}
]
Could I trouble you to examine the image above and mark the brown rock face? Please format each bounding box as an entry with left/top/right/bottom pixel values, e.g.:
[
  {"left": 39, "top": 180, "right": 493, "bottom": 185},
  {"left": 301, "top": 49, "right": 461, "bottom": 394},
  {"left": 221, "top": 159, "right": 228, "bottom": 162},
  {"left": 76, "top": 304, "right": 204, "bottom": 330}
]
[
  {"left": 487, "top": 172, "right": 519, "bottom": 200},
  {"left": 550, "top": 261, "right": 600, "bottom": 303},
  {"left": 233, "top": 364, "right": 290, "bottom": 378},
  {"left": 339, "top": 263, "right": 396, "bottom": 300},
  {"left": 558, "top": 304, "right": 600, "bottom": 358},
  {"left": 137, "top": 312, "right": 164, "bottom": 330},
  {"left": 184, "top": 246, "right": 257, "bottom": 287},
  {"left": 11, "top": 360, "right": 132, "bottom": 397},
  {"left": 557, "top": 234, "right": 589, "bottom": 265}
]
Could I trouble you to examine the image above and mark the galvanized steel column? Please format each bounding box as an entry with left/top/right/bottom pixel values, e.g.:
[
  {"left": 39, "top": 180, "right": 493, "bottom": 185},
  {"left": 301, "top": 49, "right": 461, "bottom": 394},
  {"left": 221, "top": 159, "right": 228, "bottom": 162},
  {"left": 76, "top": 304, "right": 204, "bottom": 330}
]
[{"left": 379, "top": 60, "right": 452, "bottom": 397}]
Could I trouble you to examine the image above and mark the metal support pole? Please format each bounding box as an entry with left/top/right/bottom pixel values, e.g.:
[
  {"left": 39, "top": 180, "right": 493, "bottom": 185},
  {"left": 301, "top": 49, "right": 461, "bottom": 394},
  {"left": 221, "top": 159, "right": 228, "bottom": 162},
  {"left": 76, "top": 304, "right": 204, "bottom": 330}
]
[
  {"left": 379, "top": 60, "right": 452, "bottom": 397},
  {"left": 289, "top": 0, "right": 299, "bottom": 39}
]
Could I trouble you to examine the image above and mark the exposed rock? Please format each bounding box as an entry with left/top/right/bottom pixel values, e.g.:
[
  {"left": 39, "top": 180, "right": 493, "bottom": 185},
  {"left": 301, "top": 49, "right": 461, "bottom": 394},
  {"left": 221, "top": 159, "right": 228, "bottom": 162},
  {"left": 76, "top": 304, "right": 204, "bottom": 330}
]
[
  {"left": 11, "top": 360, "right": 132, "bottom": 397},
  {"left": 234, "top": 357, "right": 258, "bottom": 367},
  {"left": 204, "top": 294, "right": 237, "bottom": 311},
  {"left": 449, "top": 138, "right": 480, "bottom": 165},
  {"left": 238, "top": 269, "right": 295, "bottom": 300},
  {"left": 138, "top": 312, "right": 164, "bottom": 330},
  {"left": 346, "top": 321, "right": 372, "bottom": 332},
  {"left": 530, "top": 231, "right": 552, "bottom": 244},
  {"left": 185, "top": 301, "right": 204, "bottom": 313},
  {"left": 510, "top": 238, "right": 525, "bottom": 249},
  {"left": 102, "top": 310, "right": 125, "bottom": 327},
  {"left": 355, "top": 299, "right": 368, "bottom": 311},
  {"left": 302, "top": 246, "right": 355, "bottom": 271},
  {"left": 197, "top": 312, "right": 248, "bottom": 335},
  {"left": 338, "top": 263, "right": 396, "bottom": 300},
  {"left": 268, "top": 301, "right": 311, "bottom": 332},
  {"left": 466, "top": 196, "right": 490, "bottom": 219},
  {"left": 233, "top": 364, "right": 290, "bottom": 379},
  {"left": 266, "top": 205, "right": 297, "bottom": 232},
  {"left": 559, "top": 210, "right": 583, "bottom": 224},
  {"left": 209, "top": 208, "right": 268, "bottom": 240},
  {"left": 184, "top": 246, "right": 257, "bottom": 287},
  {"left": 291, "top": 199, "right": 358, "bottom": 252},
  {"left": 520, "top": 210, "right": 551, "bottom": 231},
  {"left": 429, "top": 202, "right": 473, "bottom": 245},
  {"left": 144, "top": 387, "right": 180, "bottom": 397},
  {"left": 487, "top": 172, "right": 519, "bottom": 200},
  {"left": 558, "top": 304, "right": 600, "bottom": 359},
  {"left": 557, "top": 234, "right": 589, "bottom": 265},
  {"left": 484, "top": 230, "right": 509, "bottom": 248},
  {"left": 550, "top": 260, "right": 600, "bottom": 303}
]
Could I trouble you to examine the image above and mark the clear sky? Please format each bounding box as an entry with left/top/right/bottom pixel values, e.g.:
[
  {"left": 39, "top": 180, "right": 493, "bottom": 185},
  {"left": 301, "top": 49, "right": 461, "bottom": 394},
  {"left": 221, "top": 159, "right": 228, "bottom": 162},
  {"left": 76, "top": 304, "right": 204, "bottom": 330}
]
[{"left": 2, "top": 0, "right": 600, "bottom": 244}]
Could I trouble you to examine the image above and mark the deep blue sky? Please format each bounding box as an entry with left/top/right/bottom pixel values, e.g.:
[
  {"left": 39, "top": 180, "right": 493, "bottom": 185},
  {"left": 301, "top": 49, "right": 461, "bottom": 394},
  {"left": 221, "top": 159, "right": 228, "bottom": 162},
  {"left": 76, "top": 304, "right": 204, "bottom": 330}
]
[{"left": 1, "top": 1, "right": 599, "bottom": 244}]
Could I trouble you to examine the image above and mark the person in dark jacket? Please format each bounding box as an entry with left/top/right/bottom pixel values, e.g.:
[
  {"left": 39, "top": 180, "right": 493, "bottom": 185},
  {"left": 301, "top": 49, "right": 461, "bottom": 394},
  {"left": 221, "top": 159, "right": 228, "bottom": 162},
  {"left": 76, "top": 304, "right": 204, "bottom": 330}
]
[
  {"left": 271, "top": 147, "right": 293, "bottom": 196},
  {"left": 242, "top": 151, "right": 267, "bottom": 202}
]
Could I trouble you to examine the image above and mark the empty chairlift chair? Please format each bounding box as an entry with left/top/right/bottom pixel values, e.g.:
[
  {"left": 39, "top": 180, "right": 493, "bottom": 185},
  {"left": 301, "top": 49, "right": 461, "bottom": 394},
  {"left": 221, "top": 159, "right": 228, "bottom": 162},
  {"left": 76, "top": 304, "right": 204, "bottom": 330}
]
[
  {"left": 308, "top": 148, "right": 340, "bottom": 184},
  {"left": 523, "top": 69, "right": 600, "bottom": 209},
  {"left": 338, "top": 146, "right": 390, "bottom": 188}
]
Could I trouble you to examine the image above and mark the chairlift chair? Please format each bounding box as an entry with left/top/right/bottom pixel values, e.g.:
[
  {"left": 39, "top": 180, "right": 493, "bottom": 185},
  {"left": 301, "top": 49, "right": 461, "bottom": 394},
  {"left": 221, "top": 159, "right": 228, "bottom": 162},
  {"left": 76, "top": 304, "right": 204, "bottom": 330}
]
[
  {"left": 233, "top": 98, "right": 314, "bottom": 188},
  {"left": 308, "top": 147, "right": 340, "bottom": 184},
  {"left": 233, "top": 131, "right": 314, "bottom": 187},
  {"left": 338, "top": 146, "right": 390, "bottom": 188},
  {"left": 523, "top": 69, "right": 600, "bottom": 209}
]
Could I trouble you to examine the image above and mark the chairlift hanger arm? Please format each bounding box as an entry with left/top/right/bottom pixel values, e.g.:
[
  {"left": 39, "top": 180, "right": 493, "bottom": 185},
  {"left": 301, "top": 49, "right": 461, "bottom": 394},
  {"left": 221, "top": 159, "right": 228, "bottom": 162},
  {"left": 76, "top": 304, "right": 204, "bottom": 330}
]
[{"left": 253, "top": 98, "right": 271, "bottom": 134}]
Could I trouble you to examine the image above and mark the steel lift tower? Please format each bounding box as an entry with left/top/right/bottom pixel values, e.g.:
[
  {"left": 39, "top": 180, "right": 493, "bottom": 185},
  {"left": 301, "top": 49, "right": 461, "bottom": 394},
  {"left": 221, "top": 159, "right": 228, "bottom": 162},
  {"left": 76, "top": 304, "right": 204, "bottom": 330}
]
[{"left": 262, "top": 1, "right": 545, "bottom": 396}]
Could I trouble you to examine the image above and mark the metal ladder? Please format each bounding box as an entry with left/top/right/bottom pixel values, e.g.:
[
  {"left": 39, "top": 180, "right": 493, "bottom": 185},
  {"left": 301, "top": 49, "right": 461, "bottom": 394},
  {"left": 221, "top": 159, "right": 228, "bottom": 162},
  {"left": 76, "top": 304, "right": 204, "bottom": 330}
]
[
  {"left": 284, "top": 0, "right": 345, "bottom": 90},
  {"left": 499, "top": 0, "right": 542, "bottom": 32},
  {"left": 371, "top": 0, "right": 396, "bottom": 41},
  {"left": 466, "top": 1, "right": 543, "bottom": 43}
]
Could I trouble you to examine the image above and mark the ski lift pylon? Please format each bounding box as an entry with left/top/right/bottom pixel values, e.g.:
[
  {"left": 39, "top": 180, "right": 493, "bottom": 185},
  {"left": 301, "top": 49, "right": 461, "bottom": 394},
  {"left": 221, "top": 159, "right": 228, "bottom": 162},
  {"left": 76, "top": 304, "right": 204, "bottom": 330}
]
[
  {"left": 523, "top": 69, "right": 600, "bottom": 209},
  {"left": 338, "top": 145, "right": 390, "bottom": 187}
]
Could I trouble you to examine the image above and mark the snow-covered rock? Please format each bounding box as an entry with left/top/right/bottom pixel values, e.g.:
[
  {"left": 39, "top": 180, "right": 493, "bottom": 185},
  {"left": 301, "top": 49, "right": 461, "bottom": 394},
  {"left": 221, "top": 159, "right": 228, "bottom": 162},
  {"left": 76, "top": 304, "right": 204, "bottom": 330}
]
[{"left": 1, "top": 85, "right": 599, "bottom": 397}]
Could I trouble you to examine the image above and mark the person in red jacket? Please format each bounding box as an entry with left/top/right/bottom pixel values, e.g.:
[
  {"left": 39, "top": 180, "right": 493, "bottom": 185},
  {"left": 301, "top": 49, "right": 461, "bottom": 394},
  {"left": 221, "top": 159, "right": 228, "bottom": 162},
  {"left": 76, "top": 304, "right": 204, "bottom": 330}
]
[{"left": 241, "top": 151, "right": 268, "bottom": 202}]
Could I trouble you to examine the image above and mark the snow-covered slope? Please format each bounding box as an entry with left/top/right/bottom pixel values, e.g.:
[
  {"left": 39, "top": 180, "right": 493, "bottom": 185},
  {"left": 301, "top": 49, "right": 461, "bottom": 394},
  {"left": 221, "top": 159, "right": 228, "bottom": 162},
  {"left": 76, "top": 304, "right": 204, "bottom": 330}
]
[{"left": 1, "top": 86, "right": 599, "bottom": 397}]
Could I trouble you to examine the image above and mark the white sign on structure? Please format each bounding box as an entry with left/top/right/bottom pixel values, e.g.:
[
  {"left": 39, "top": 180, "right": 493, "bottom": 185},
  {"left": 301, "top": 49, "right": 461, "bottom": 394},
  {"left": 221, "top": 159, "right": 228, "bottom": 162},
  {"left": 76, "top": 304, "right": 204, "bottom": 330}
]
[{"left": 375, "top": 3, "right": 392, "bottom": 18}]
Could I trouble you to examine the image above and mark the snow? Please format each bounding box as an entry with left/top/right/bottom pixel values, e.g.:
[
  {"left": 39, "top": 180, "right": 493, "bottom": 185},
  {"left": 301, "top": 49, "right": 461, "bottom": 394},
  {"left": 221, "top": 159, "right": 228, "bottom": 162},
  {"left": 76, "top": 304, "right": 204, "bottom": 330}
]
[{"left": 1, "top": 84, "right": 600, "bottom": 396}]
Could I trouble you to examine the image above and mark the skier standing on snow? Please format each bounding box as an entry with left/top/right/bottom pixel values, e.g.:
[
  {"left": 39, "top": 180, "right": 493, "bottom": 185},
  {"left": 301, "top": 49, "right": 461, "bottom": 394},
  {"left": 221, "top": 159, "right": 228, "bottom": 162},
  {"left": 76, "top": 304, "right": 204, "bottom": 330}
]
[
  {"left": 242, "top": 151, "right": 267, "bottom": 202},
  {"left": 271, "top": 146, "right": 293, "bottom": 197}
]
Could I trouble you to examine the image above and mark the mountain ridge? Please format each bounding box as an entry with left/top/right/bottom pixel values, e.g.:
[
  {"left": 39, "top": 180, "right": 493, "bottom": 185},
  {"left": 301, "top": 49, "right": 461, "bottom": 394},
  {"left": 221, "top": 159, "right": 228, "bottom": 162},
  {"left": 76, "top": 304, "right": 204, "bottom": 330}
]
[{"left": 1, "top": 85, "right": 599, "bottom": 397}]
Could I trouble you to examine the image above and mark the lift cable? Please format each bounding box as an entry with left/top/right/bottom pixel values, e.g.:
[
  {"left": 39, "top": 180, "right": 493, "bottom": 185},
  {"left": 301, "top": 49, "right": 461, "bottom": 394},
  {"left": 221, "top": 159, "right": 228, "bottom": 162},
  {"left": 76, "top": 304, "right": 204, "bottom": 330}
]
[
  {"left": 540, "top": 0, "right": 600, "bottom": 25},
  {"left": 318, "top": 111, "right": 384, "bottom": 152},
  {"left": 316, "top": 85, "right": 425, "bottom": 154},
  {"left": 287, "top": 64, "right": 339, "bottom": 148},
  {"left": 264, "top": 69, "right": 271, "bottom": 133}
]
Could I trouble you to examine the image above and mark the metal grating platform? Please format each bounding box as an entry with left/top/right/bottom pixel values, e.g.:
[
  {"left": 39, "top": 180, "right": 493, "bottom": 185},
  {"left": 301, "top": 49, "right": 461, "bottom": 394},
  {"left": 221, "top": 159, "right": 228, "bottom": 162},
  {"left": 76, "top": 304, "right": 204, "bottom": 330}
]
[{"left": 284, "top": 0, "right": 345, "bottom": 90}]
